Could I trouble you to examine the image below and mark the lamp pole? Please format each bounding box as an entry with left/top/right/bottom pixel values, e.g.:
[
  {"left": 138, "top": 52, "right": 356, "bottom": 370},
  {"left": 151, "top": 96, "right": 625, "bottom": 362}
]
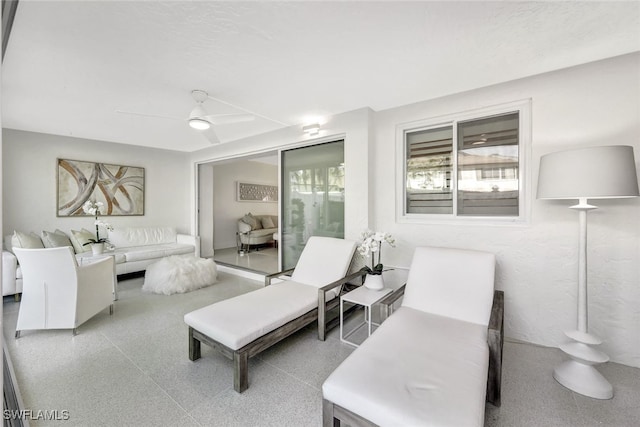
[{"left": 553, "top": 199, "right": 612, "bottom": 399}]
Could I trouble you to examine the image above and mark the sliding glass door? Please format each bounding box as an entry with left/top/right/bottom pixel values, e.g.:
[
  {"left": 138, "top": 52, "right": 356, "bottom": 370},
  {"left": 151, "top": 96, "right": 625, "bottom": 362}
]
[{"left": 281, "top": 140, "right": 345, "bottom": 269}]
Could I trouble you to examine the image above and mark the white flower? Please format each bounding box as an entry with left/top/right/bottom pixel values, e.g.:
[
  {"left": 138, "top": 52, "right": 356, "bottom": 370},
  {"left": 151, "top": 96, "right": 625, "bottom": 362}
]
[
  {"left": 95, "top": 219, "right": 114, "bottom": 231},
  {"left": 82, "top": 200, "right": 104, "bottom": 216},
  {"left": 356, "top": 229, "right": 396, "bottom": 273}
]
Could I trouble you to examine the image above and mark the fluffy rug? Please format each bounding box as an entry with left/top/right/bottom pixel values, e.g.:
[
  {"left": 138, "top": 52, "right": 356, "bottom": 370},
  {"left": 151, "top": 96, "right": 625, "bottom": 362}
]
[{"left": 143, "top": 255, "right": 217, "bottom": 295}]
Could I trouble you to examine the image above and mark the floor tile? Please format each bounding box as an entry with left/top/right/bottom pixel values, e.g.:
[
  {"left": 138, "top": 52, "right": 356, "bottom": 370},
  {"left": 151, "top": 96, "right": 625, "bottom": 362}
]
[{"left": 3, "top": 270, "right": 639, "bottom": 426}]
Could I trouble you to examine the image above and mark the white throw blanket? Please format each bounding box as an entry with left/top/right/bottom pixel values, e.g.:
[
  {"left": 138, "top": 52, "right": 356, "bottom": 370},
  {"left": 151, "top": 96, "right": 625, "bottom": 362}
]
[{"left": 143, "top": 255, "right": 217, "bottom": 295}]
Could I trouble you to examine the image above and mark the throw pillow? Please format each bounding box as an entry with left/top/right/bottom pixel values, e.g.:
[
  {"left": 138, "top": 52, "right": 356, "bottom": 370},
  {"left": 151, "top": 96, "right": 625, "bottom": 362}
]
[
  {"left": 70, "top": 228, "right": 95, "bottom": 253},
  {"left": 242, "top": 213, "right": 259, "bottom": 230},
  {"left": 253, "top": 216, "right": 263, "bottom": 230},
  {"left": 41, "top": 229, "right": 73, "bottom": 249},
  {"left": 261, "top": 216, "right": 275, "bottom": 229},
  {"left": 11, "top": 231, "right": 44, "bottom": 250}
]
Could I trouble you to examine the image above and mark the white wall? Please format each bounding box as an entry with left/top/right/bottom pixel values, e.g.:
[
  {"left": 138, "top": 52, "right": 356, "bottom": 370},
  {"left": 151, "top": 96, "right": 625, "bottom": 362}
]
[
  {"left": 2, "top": 129, "right": 192, "bottom": 237},
  {"left": 211, "top": 159, "right": 278, "bottom": 250},
  {"left": 373, "top": 52, "right": 640, "bottom": 367}
]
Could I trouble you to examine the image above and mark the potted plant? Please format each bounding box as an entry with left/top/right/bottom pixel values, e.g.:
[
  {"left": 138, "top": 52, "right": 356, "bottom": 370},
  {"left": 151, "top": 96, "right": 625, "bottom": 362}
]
[
  {"left": 357, "top": 229, "right": 395, "bottom": 290},
  {"left": 82, "top": 200, "right": 113, "bottom": 255}
]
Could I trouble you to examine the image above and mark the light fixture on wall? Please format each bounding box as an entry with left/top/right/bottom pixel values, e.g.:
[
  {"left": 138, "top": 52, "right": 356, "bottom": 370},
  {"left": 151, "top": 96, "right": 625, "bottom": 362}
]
[
  {"left": 537, "top": 145, "right": 639, "bottom": 399},
  {"left": 303, "top": 123, "right": 320, "bottom": 136}
]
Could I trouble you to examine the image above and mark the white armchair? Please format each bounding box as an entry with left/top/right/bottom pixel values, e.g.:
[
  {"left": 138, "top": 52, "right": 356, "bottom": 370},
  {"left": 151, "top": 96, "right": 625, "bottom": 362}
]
[{"left": 13, "top": 247, "right": 115, "bottom": 337}]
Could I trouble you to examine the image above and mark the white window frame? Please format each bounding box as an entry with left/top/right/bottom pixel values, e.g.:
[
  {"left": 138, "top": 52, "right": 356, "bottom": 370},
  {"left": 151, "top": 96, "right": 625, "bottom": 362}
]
[{"left": 396, "top": 99, "right": 532, "bottom": 225}]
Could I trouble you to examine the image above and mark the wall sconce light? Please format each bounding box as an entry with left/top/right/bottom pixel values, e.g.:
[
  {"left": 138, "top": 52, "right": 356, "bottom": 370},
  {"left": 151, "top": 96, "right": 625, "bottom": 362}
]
[{"left": 303, "top": 123, "right": 320, "bottom": 136}]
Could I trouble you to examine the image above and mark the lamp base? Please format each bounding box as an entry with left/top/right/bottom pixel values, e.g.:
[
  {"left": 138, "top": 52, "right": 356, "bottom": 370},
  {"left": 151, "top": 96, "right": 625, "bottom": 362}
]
[{"left": 553, "top": 359, "right": 613, "bottom": 400}]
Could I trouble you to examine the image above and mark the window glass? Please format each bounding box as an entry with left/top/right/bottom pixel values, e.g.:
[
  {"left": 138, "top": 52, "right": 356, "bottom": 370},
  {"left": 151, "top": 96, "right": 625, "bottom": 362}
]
[
  {"left": 400, "top": 102, "right": 528, "bottom": 221},
  {"left": 457, "top": 113, "right": 519, "bottom": 216},
  {"left": 405, "top": 126, "right": 453, "bottom": 214},
  {"left": 281, "top": 140, "right": 345, "bottom": 269}
]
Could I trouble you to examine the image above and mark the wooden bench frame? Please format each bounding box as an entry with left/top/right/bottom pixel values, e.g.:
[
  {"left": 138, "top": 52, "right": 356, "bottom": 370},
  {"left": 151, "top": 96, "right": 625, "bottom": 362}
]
[
  {"left": 323, "top": 289, "right": 504, "bottom": 426},
  {"left": 188, "top": 268, "right": 366, "bottom": 393}
]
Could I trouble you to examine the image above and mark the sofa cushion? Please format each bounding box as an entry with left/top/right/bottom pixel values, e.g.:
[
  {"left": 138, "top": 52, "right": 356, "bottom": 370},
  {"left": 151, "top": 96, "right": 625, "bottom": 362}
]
[
  {"left": 323, "top": 306, "right": 490, "bottom": 427},
  {"left": 11, "top": 231, "right": 44, "bottom": 250},
  {"left": 77, "top": 250, "right": 127, "bottom": 264},
  {"left": 70, "top": 228, "right": 94, "bottom": 253},
  {"left": 241, "top": 213, "right": 260, "bottom": 230},
  {"left": 108, "top": 227, "right": 177, "bottom": 248},
  {"left": 261, "top": 216, "right": 275, "bottom": 229},
  {"left": 184, "top": 281, "right": 318, "bottom": 350},
  {"left": 122, "top": 243, "right": 194, "bottom": 262},
  {"left": 41, "top": 230, "right": 73, "bottom": 249}
]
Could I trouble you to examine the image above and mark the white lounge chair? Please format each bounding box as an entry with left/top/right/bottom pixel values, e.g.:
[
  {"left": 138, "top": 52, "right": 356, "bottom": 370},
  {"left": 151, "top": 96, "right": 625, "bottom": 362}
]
[
  {"left": 323, "top": 246, "right": 504, "bottom": 426},
  {"left": 184, "top": 236, "right": 364, "bottom": 392},
  {"left": 13, "top": 246, "right": 115, "bottom": 337}
]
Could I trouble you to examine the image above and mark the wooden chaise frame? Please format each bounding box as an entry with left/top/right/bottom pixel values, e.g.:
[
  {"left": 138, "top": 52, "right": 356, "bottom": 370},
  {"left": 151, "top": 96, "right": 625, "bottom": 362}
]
[
  {"left": 189, "top": 268, "right": 366, "bottom": 393},
  {"left": 323, "top": 289, "right": 504, "bottom": 427}
]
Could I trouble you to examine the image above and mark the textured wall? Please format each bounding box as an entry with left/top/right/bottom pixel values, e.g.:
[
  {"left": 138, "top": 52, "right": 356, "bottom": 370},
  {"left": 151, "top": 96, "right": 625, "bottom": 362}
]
[{"left": 372, "top": 53, "right": 640, "bottom": 367}]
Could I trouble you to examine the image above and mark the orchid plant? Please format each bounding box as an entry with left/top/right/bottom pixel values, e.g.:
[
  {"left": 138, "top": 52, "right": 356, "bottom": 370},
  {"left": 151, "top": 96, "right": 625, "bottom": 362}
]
[
  {"left": 357, "top": 229, "right": 396, "bottom": 275},
  {"left": 82, "top": 200, "right": 114, "bottom": 245}
]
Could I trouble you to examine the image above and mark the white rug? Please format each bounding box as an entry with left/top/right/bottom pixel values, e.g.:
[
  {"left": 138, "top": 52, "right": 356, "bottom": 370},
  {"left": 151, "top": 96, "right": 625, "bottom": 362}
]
[{"left": 143, "top": 255, "right": 217, "bottom": 295}]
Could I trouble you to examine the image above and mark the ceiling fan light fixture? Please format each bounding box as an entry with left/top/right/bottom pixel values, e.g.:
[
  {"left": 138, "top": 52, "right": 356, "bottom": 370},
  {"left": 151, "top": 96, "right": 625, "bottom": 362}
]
[{"left": 189, "top": 117, "right": 211, "bottom": 130}]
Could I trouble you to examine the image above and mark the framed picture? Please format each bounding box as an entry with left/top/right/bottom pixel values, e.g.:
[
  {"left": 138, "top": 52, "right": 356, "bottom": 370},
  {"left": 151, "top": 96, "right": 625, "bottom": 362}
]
[
  {"left": 236, "top": 181, "right": 278, "bottom": 202},
  {"left": 57, "top": 158, "right": 145, "bottom": 216}
]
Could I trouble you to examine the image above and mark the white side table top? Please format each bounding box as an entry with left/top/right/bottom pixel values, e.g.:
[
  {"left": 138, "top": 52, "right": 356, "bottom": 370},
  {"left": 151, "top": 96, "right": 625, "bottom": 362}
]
[{"left": 342, "top": 286, "right": 392, "bottom": 306}]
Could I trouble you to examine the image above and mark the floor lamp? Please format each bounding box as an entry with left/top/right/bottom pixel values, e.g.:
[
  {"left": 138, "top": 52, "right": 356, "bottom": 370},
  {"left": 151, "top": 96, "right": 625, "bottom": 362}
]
[{"left": 537, "top": 145, "right": 639, "bottom": 399}]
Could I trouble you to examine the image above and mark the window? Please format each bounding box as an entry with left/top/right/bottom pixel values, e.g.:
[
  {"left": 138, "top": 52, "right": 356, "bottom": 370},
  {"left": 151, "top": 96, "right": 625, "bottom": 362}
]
[{"left": 398, "top": 100, "right": 530, "bottom": 222}]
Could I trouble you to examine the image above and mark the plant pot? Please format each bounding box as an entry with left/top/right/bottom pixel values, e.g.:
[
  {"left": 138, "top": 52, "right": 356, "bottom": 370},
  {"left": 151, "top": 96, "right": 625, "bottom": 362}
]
[
  {"left": 364, "top": 273, "right": 385, "bottom": 290},
  {"left": 92, "top": 242, "right": 105, "bottom": 255}
]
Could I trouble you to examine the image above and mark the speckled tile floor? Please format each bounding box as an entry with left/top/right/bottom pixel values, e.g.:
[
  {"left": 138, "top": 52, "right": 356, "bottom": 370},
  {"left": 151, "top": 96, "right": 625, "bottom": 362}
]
[
  {"left": 3, "top": 271, "right": 639, "bottom": 426},
  {"left": 213, "top": 247, "right": 278, "bottom": 275}
]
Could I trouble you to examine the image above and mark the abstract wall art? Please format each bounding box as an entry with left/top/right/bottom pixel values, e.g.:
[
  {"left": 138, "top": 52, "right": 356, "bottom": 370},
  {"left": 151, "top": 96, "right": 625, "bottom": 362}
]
[
  {"left": 57, "top": 158, "right": 145, "bottom": 216},
  {"left": 237, "top": 181, "right": 278, "bottom": 202}
]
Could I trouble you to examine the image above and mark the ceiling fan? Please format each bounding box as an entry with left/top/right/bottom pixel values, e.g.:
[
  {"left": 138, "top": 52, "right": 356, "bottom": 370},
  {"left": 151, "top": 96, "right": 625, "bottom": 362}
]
[{"left": 116, "top": 90, "right": 256, "bottom": 144}]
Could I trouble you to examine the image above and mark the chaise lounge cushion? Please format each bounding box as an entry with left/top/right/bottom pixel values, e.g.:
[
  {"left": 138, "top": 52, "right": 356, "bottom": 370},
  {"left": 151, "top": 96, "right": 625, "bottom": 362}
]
[
  {"left": 322, "top": 306, "right": 490, "bottom": 426},
  {"left": 184, "top": 280, "right": 318, "bottom": 350}
]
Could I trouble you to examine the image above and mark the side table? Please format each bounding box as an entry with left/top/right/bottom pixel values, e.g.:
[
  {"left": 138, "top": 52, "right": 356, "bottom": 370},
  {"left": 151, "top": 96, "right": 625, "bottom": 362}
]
[
  {"left": 340, "top": 286, "right": 392, "bottom": 347},
  {"left": 76, "top": 251, "right": 118, "bottom": 301}
]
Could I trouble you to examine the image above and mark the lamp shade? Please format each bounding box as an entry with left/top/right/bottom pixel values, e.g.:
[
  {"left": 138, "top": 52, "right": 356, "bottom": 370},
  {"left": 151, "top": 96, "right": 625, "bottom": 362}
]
[{"left": 537, "top": 145, "right": 639, "bottom": 200}]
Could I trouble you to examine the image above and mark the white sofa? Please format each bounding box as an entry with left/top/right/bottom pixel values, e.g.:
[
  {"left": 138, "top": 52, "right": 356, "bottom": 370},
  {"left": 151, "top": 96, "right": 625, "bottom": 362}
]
[
  {"left": 3, "top": 227, "right": 200, "bottom": 298},
  {"left": 322, "top": 247, "right": 504, "bottom": 426},
  {"left": 237, "top": 213, "right": 278, "bottom": 251}
]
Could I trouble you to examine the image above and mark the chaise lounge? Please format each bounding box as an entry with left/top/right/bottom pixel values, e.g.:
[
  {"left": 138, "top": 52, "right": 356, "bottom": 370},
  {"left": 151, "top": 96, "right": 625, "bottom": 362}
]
[
  {"left": 322, "top": 246, "right": 504, "bottom": 426},
  {"left": 184, "top": 236, "right": 365, "bottom": 392}
]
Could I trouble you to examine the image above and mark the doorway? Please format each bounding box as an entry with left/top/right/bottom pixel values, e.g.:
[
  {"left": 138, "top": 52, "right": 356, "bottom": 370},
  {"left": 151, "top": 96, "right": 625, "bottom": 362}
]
[{"left": 198, "top": 154, "right": 279, "bottom": 274}]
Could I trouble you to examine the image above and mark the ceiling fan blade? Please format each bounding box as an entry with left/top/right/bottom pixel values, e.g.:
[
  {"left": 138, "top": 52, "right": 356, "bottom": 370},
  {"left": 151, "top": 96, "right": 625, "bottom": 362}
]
[
  {"left": 205, "top": 113, "right": 255, "bottom": 125},
  {"left": 201, "top": 127, "right": 220, "bottom": 144},
  {"left": 116, "top": 110, "right": 183, "bottom": 121}
]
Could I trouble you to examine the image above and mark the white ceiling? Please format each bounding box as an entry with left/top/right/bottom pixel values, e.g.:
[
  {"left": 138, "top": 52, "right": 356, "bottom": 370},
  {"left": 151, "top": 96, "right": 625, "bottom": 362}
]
[{"left": 2, "top": 1, "right": 639, "bottom": 152}]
